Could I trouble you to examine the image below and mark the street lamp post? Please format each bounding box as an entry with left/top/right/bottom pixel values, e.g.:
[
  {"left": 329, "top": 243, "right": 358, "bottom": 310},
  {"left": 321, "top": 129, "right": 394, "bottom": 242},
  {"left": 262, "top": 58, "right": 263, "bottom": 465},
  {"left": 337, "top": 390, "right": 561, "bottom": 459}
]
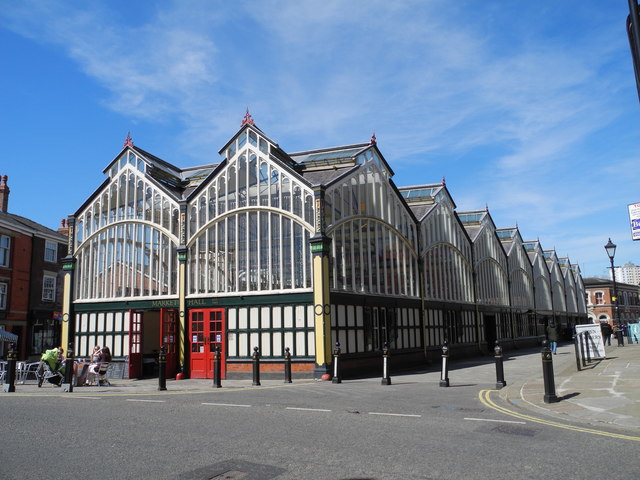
[{"left": 604, "top": 238, "right": 624, "bottom": 347}]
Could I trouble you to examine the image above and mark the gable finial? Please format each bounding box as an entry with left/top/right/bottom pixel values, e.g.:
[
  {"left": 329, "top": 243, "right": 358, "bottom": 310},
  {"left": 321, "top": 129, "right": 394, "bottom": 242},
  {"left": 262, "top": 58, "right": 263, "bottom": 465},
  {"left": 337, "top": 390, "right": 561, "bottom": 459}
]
[
  {"left": 442, "top": 176, "right": 446, "bottom": 187},
  {"left": 123, "top": 132, "right": 134, "bottom": 148},
  {"left": 241, "top": 108, "right": 254, "bottom": 126},
  {"left": 370, "top": 132, "right": 377, "bottom": 145},
  {"left": 485, "top": 202, "right": 489, "bottom": 212}
]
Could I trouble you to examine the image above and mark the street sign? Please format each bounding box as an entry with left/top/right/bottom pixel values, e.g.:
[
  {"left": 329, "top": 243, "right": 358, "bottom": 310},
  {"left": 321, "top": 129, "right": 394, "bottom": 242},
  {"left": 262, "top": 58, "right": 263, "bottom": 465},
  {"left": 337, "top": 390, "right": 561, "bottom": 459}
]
[{"left": 628, "top": 202, "right": 640, "bottom": 240}]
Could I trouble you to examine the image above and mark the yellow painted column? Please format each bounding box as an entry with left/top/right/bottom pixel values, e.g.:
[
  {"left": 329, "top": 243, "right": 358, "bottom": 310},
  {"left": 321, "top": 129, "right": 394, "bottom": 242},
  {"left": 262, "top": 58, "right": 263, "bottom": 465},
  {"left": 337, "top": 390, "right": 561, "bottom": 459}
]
[
  {"left": 60, "top": 217, "right": 76, "bottom": 353},
  {"left": 177, "top": 247, "right": 187, "bottom": 371},
  {"left": 176, "top": 202, "right": 188, "bottom": 376},
  {"left": 310, "top": 187, "right": 333, "bottom": 377},
  {"left": 312, "top": 246, "right": 332, "bottom": 368},
  {"left": 60, "top": 265, "right": 73, "bottom": 350}
]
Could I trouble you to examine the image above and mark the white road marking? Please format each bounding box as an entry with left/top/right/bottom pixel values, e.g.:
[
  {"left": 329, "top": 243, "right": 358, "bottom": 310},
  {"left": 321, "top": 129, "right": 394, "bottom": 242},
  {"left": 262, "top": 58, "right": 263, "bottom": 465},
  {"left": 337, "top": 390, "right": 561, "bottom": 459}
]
[
  {"left": 126, "top": 399, "right": 166, "bottom": 403},
  {"left": 368, "top": 412, "right": 421, "bottom": 418},
  {"left": 202, "top": 402, "right": 251, "bottom": 407},
  {"left": 285, "top": 407, "right": 332, "bottom": 412},
  {"left": 464, "top": 417, "right": 526, "bottom": 424}
]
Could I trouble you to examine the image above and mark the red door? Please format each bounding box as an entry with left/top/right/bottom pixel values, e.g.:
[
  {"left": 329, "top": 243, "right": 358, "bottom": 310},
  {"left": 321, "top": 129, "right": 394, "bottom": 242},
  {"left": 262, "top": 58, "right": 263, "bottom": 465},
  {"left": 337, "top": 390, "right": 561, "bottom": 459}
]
[
  {"left": 160, "top": 308, "right": 178, "bottom": 378},
  {"left": 189, "top": 308, "right": 225, "bottom": 379},
  {"left": 128, "top": 310, "right": 143, "bottom": 379}
]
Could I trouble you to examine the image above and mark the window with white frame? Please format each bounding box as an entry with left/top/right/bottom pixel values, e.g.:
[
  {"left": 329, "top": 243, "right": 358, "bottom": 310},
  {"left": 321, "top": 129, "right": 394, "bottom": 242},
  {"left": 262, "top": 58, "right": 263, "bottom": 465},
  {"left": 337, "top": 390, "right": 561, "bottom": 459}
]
[
  {"left": 42, "top": 274, "right": 56, "bottom": 301},
  {"left": 595, "top": 291, "right": 604, "bottom": 305},
  {"left": 44, "top": 240, "right": 57, "bottom": 263},
  {"left": 0, "top": 282, "right": 7, "bottom": 309},
  {"left": 0, "top": 235, "right": 10, "bottom": 267}
]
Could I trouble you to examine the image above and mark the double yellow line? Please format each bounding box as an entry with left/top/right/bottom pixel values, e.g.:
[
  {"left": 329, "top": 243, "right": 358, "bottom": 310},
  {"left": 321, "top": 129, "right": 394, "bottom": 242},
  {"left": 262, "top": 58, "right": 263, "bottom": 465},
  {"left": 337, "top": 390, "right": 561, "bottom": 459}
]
[{"left": 479, "top": 390, "right": 640, "bottom": 442}]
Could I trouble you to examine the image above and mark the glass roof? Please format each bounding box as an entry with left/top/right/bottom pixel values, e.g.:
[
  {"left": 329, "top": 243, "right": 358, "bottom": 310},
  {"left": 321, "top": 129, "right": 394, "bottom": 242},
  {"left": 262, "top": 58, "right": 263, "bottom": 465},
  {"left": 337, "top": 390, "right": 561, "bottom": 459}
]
[
  {"left": 301, "top": 148, "right": 362, "bottom": 165},
  {"left": 496, "top": 229, "right": 515, "bottom": 239},
  {"left": 457, "top": 212, "right": 484, "bottom": 223},
  {"left": 400, "top": 187, "right": 439, "bottom": 199}
]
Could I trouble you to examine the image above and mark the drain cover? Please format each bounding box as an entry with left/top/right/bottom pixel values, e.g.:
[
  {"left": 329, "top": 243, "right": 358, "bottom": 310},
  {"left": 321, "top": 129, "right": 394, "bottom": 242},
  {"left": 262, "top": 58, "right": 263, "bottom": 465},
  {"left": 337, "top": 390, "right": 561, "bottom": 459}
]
[
  {"left": 178, "top": 460, "right": 285, "bottom": 480},
  {"left": 209, "top": 471, "right": 249, "bottom": 480}
]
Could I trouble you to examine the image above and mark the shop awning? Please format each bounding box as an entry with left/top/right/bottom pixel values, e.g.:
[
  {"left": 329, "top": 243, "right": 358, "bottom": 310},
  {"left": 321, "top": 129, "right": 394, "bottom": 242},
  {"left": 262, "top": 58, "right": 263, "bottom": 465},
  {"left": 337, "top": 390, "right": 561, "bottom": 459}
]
[{"left": 0, "top": 329, "right": 18, "bottom": 342}]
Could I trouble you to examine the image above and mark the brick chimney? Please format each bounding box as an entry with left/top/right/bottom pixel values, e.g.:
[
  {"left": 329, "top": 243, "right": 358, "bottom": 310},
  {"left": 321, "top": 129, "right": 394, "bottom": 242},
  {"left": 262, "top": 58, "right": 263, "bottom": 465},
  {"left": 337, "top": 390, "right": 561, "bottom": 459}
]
[
  {"left": 57, "top": 218, "right": 70, "bottom": 237},
  {"left": 0, "top": 175, "right": 9, "bottom": 213}
]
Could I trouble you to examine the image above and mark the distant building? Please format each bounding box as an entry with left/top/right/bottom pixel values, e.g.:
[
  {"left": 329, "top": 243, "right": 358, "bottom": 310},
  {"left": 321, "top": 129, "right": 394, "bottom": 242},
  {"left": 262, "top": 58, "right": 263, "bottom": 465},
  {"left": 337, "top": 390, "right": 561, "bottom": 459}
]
[
  {"left": 583, "top": 277, "right": 640, "bottom": 325},
  {"left": 0, "top": 175, "right": 68, "bottom": 359},
  {"left": 612, "top": 261, "right": 640, "bottom": 286}
]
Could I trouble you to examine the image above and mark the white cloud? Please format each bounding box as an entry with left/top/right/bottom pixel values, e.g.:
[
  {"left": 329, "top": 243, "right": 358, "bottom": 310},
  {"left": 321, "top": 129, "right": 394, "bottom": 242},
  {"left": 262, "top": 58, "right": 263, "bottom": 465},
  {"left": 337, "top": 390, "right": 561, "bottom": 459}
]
[{"left": 1, "top": 0, "right": 637, "bottom": 275}]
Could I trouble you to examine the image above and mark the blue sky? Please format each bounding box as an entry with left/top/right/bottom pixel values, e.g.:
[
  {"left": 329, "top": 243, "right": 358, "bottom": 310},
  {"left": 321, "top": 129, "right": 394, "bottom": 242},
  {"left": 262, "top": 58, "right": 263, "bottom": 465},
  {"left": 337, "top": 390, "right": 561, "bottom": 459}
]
[{"left": 1, "top": 1, "right": 638, "bottom": 278}]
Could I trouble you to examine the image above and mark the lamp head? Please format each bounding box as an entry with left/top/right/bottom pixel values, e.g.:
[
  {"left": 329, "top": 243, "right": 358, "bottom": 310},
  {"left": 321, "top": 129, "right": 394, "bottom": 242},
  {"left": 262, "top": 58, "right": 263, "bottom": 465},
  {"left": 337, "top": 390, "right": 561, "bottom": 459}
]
[{"left": 604, "top": 238, "right": 616, "bottom": 260}]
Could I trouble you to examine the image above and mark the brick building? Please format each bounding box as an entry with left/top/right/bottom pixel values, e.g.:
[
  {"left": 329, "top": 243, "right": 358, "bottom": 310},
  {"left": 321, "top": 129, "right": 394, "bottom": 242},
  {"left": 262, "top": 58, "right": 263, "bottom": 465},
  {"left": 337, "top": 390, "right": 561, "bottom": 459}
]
[
  {"left": 583, "top": 277, "right": 640, "bottom": 326},
  {"left": 0, "top": 175, "right": 68, "bottom": 359}
]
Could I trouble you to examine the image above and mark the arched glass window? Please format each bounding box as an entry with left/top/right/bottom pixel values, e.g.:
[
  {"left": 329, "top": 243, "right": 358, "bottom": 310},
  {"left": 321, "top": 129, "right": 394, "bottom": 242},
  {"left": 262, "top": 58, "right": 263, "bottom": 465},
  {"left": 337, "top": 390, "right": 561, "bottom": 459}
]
[
  {"left": 237, "top": 157, "right": 247, "bottom": 208},
  {"left": 228, "top": 166, "right": 237, "bottom": 211},
  {"left": 259, "top": 162, "right": 269, "bottom": 206},
  {"left": 248, "top": 154, "right": 258, "bottom": 206},
  {"left": 282, "top": 176, "right": 291, "bottom": 212},
  {"left": 208, "top": 187, "right": 216, "bottom": 220}
]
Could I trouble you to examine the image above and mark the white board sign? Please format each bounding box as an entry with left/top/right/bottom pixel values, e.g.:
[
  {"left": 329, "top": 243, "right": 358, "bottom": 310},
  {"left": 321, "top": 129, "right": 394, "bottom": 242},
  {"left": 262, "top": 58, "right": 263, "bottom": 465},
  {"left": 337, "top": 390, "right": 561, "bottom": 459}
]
[
  {"left": 575, "top": 324, "right": 606, "bottom": 360},
  {"left": 628, "top": 202, "right": 640, "bottom": 240}
]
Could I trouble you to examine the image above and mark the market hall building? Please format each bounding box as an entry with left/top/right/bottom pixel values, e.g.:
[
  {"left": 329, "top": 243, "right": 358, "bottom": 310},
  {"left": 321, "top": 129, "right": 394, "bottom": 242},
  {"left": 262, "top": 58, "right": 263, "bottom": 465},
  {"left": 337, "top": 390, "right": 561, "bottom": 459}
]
[{"left": 60, "top": 114, "right": 588, "bottom": 379}]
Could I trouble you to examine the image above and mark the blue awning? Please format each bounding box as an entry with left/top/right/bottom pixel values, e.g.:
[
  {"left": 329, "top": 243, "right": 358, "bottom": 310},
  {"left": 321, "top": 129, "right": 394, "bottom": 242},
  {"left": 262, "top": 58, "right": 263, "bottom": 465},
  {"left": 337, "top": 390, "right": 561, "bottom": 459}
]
[{"left": 0, "top": 329, "right": 18, "bottom": 342}]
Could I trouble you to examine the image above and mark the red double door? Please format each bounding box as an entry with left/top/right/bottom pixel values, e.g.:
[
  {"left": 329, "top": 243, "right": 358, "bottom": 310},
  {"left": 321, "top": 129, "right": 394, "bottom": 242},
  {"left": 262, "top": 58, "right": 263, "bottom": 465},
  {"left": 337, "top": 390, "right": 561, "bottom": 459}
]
[
  {"left": 189, "top": 308, "right": 225, "bottom": 379},
  {"left": 128, "top": 309, "right": 179, "bottom": 379}
]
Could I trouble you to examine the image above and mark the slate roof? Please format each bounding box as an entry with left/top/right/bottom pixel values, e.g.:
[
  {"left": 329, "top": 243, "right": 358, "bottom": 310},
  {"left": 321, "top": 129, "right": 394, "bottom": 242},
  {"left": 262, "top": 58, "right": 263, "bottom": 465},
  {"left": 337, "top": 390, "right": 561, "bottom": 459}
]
[{"left": 0, "top": 211, "right": 67, "bottom": 243}]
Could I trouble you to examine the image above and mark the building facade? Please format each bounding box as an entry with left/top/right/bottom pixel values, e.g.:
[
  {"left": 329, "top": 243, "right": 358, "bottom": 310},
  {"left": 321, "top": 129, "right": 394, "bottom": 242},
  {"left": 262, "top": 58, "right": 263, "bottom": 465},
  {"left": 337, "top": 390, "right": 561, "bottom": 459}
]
[
  {"left": 584, "top": 277, "right": 640, "bottom": 326},
  {"left": 0, "top": 175, "right": 68, "bottom": 359},
  {"left": 61, "top": 118, "right": 588, "bottom": 379}
]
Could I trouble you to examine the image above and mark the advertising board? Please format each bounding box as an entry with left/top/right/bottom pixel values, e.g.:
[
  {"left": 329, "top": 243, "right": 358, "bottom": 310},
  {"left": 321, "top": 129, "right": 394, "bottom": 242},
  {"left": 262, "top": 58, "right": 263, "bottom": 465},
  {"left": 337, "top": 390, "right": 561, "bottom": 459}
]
[
  {"left": 575, "top": 324, "right": 606, "bottom": 360},
  {"left": 628, "top": 202, "right": 640, "bottom": 240}
]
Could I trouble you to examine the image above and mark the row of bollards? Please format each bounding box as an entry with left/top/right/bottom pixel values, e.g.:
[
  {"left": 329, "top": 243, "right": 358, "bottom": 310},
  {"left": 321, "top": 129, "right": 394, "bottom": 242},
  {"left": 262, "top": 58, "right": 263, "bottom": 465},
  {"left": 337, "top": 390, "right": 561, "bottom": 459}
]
[{"left": 3, "top": 339, "right": 558, "bottom": 405}]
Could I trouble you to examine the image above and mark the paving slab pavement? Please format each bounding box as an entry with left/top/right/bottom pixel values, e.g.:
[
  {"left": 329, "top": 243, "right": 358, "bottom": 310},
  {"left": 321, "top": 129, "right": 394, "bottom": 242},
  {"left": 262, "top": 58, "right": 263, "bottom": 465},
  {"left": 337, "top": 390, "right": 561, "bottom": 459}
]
[{"left": 498, "top": 341, "right": 640, "bottom": 430}]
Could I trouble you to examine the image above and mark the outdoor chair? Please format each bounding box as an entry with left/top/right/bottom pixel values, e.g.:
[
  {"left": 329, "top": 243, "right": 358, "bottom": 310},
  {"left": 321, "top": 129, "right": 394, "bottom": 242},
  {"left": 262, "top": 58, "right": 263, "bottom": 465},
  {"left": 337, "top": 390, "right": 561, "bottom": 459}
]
[{"left": 86, "top": 362, "right": 111, "bottom": 386}]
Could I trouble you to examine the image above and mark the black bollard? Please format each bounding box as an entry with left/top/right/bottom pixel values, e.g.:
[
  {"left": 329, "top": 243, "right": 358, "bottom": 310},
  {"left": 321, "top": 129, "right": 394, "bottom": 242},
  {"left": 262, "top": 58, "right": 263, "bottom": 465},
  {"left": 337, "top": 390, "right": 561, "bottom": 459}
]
[
  {"left": 381, "top": 342, "right": 391, "bottom": 385},
  {"left": 332, "top": 341, "right": 342, "bottom": 384},
  {"left": 439, "top": 341, "right": 450, "bottom": 387},
  {"left": 62, "top": 344, "right": 74, "bottom": 393},
  {"left": 541, "top": 340, "right": 558, "bottom": 403},
  {"left": 213, "top": 345, "right": 222, "bottom": 388},
  {"left": 494, "top": 341, "right": 506, "bottom": 389},
  {"left": 158, "top": 346, "right": 167, "bottom": 391},
  {"left": 3, "top": 342, "right": 17, "bottom": 393},
  {"left": 284, "top": 347, "right": 292, "bottom": 384},
  {"left": 252, "top": 346, "right": 261, "bottom": 386}
]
